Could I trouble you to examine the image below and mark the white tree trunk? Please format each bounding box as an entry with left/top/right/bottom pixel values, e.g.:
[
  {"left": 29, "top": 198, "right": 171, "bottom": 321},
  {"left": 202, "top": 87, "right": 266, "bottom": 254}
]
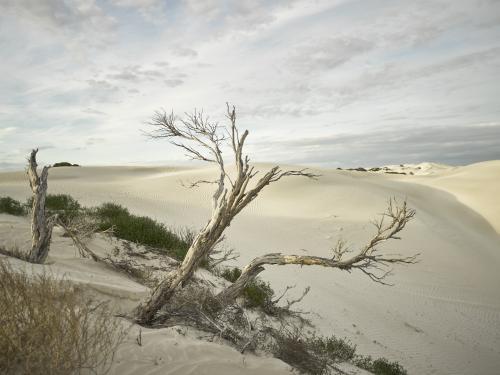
[{"left": 27, "top": 149, "right": 53, "bottom": 264}]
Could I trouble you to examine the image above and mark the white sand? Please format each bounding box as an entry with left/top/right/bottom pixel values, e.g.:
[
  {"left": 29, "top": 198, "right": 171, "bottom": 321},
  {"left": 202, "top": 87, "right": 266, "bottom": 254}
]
[{"left": 1, "top": 162, "right": 500, "bottom": 374}]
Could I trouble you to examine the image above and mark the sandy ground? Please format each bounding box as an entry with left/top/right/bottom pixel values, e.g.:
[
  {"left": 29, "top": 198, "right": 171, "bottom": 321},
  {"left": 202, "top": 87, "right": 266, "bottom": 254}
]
[
  {"left": 1, "top": 162, "right": 500, "bottom": 375},
  {"left": 0, "top": 215, "right": 296, "bottom": 375}
]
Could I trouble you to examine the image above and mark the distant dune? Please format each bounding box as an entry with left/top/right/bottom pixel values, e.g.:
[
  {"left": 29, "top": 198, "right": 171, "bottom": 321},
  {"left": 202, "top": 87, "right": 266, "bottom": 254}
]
[{"left": 1, "top": 162, "right": 499, "bottom": 374}]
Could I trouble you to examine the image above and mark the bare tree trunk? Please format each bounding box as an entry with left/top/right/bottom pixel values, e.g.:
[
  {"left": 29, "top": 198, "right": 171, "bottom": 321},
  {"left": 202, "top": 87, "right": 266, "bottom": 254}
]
[
  {"left": 136, "top": 211, "right": 226, "bottom": 323},
  {"left": 27, "top": 149, "right": 53, "bottom": 264}
]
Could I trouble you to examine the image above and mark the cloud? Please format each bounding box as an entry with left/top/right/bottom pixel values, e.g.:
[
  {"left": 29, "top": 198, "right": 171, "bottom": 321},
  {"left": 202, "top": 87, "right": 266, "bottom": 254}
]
[
  {"left": 86, "top": 79, "right": 118, "bottom": 91},
  {"left": 170, "top": 46, "right": 198, "bottom": 58},
  {"left": 257, "top": 123, "right": 500, "bottom": 166},
  {"left": 288, "top": 36, "right": 374, "bottom": 73},
  {"left": 183, "top": 0, "right": 302, "bottom": 34},
  {"left": 82, "top": 108, "right": 106, "bottom": 116},
  {"left": 85, "top": 137, "right": 106, "bottom": 146},
  {"left": 106, "top": 65, "right": 168, "bottom": 82},
  {"left": 164, "top": 79, "right": 184, "bottom": 87},
  {"left": 0, "top": 0, "right": 115, "bottom": 46},
  {"left": 110, "top": 0, "right": 160, "bottom": 7},
  {"left": 0, "top": 127, "right": 17, "bottom": 141}
]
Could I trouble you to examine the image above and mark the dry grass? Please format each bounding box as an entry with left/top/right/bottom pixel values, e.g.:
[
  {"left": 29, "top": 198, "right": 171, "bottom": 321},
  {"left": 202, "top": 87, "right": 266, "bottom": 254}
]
[{"left": 0, "top": 260, "right": 125, "bottom": 374}]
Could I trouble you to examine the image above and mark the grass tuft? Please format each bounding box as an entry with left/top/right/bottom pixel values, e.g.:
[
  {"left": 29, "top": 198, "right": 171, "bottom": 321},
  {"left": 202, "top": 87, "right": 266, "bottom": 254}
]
[{"left": 0, "top": 260, "right": 125, "bottom": 374}]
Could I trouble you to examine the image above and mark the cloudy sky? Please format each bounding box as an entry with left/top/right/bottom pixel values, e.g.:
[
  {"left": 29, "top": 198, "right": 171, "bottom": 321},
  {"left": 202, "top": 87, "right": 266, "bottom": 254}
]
[{"left": 1, "top": 0, "right": 499, "bottom": 169}]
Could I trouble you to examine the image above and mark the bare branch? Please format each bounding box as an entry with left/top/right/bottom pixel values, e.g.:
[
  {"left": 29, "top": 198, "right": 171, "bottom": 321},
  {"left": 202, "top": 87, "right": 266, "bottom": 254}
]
[{"left": 217, "top": 199, "right": 418, "bottom": 302}]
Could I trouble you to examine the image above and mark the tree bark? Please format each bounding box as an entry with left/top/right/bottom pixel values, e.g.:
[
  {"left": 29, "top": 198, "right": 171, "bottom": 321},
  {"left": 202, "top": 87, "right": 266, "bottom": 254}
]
[
  {"left": 27, "top": 149, "right": 53, "bottom": 264},
  {"left": 136, "top": 221, "right": 224, "bottom": 323}
]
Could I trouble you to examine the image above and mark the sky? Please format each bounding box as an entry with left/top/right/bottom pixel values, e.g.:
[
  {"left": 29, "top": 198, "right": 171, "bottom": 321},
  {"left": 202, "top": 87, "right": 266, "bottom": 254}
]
[{"left": 1, "top": 0, "right": 500, "bottom": 169}]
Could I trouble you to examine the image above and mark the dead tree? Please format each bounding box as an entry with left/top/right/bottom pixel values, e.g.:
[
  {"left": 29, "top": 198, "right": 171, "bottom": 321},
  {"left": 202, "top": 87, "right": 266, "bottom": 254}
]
[
  {"left": 27, "top": 149, "right": 54, "bottom": 264},
  {"left": 135, "top": 105, "right": 318, "bottom": 324},
  {"left": 217, "top": 199, "right": 418, "bottom": 302}
]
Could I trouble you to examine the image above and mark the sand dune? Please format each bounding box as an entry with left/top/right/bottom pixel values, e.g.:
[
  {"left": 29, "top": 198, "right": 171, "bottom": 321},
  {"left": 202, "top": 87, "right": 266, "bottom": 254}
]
[{"left": 1, "top": 162, "right": 500, "bottom": 374}]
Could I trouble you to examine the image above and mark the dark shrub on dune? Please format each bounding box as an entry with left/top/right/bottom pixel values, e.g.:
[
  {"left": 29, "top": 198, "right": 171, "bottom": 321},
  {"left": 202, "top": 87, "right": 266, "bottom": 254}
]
[
  {"left": 53, "top": 162, "right": 79, "bottom": 167},
  {"left": 93, "top": 202, "right": 191, "bottom": 260},
  {"left": 0, "top": 197, "right": 26, "bottom": 216},
  {"left": 26, "top": 194, "right": 81, "bottom": 222}
]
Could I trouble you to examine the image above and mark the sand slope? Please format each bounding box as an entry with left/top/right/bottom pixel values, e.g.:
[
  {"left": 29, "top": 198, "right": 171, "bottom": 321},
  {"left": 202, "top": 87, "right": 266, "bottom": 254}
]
[
  {"left": 1, "top": 163, "right": 500, "bottom": 374},
  {"left": 0, "top": 214, "right": 294, "bottom": 375}
]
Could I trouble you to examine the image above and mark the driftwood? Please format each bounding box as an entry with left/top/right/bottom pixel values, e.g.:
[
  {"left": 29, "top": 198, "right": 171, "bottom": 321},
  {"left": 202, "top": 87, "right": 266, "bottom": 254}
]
[
  {"left": 135, "top": 105, "right": 318, "bottom": 324},
  {"left": 27, "top": 149, "right": 54, "bottom": 264},
  {"left": 217, "top": 199, "right": 418, "bottom": 302}
]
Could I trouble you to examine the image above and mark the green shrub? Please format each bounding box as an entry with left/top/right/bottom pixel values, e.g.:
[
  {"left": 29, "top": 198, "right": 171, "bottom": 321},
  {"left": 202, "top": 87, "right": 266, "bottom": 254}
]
[
  {"left": 243, "top": 278, "right": 274, "bottom": 308},
  {"left": 220, "top": 267, "right": 242, "bottom": 283},
  {"left": 53, "top": 162, "right": 79, "bottom": 167},
  {"left": 93, "top": 203, "right": 190, "bottom": 260},
  {"left": 271, "top": 329, "right": 327, "bottom": 375},
  {"left": 270, "top": 331, "right": 356, "bottom": 374},
  {"left": 354, "top": 355, "right": 407, "bottom": 375},
  {"left": 271, "top": 330, "right": 407, "bottom": 375},
  {"left": 26, "top": 194, "right": 81, "bottom": 221},
  {"left": 0, "top": 197, "right": 26, "bottom": 216},
  {"left": 311, "top": 335, "right": 356, "bottom": 362},
  {"left": 220, "top": 268, "right": 275, "bottom": 309}
]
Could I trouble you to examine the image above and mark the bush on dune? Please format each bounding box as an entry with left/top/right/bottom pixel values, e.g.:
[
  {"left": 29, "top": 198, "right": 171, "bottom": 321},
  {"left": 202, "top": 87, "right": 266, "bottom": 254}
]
[
  {"left": 220, "top": 267, "right": 274, "bottom": 309},
  {"left": 354, "top": 356, "right": 408, "bottom": 375},
  {"left": 53, "top": 162, "right": 79, "bottom": 167},
  {"left": 0, "top": 260, "right": 124, "bottom": 375},
  {"left": 0, "top": 197, "right": 26, "bottom": 216},
  {"left": 25, "top": 193, "right": 81, "bottom": 222},
  {"left": 92, "top": 202, "right": 191, "bottom": 260}
]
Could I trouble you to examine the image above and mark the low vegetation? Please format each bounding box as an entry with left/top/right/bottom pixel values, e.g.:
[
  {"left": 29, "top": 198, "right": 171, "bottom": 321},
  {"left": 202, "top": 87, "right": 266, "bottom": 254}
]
[
  {"left": 92, "top": 202, "right": 191, "bottom": 260},
  {"left": 0, "top": 196, "right": 26, "bottom": 216},
  {"left": 0, "top": 260, "right": 124, "bottom": 375},
  {"left": 53, "top": 162, "right": 79, "bottom": 167},
  {"left": 353, "top": 356, "right": 408, "bottom": 375},
  {"left": 0, "top": 194, "right": 191, "bottom": 261},
  {"left": 270, "top": 328, "right": 407, "bottom": 375},
  {"left": 26, "top": 193, "right": 82, "bottom": 222},
  {"left": 221, "top": 267, "right": 274, "bottom": 309}
]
